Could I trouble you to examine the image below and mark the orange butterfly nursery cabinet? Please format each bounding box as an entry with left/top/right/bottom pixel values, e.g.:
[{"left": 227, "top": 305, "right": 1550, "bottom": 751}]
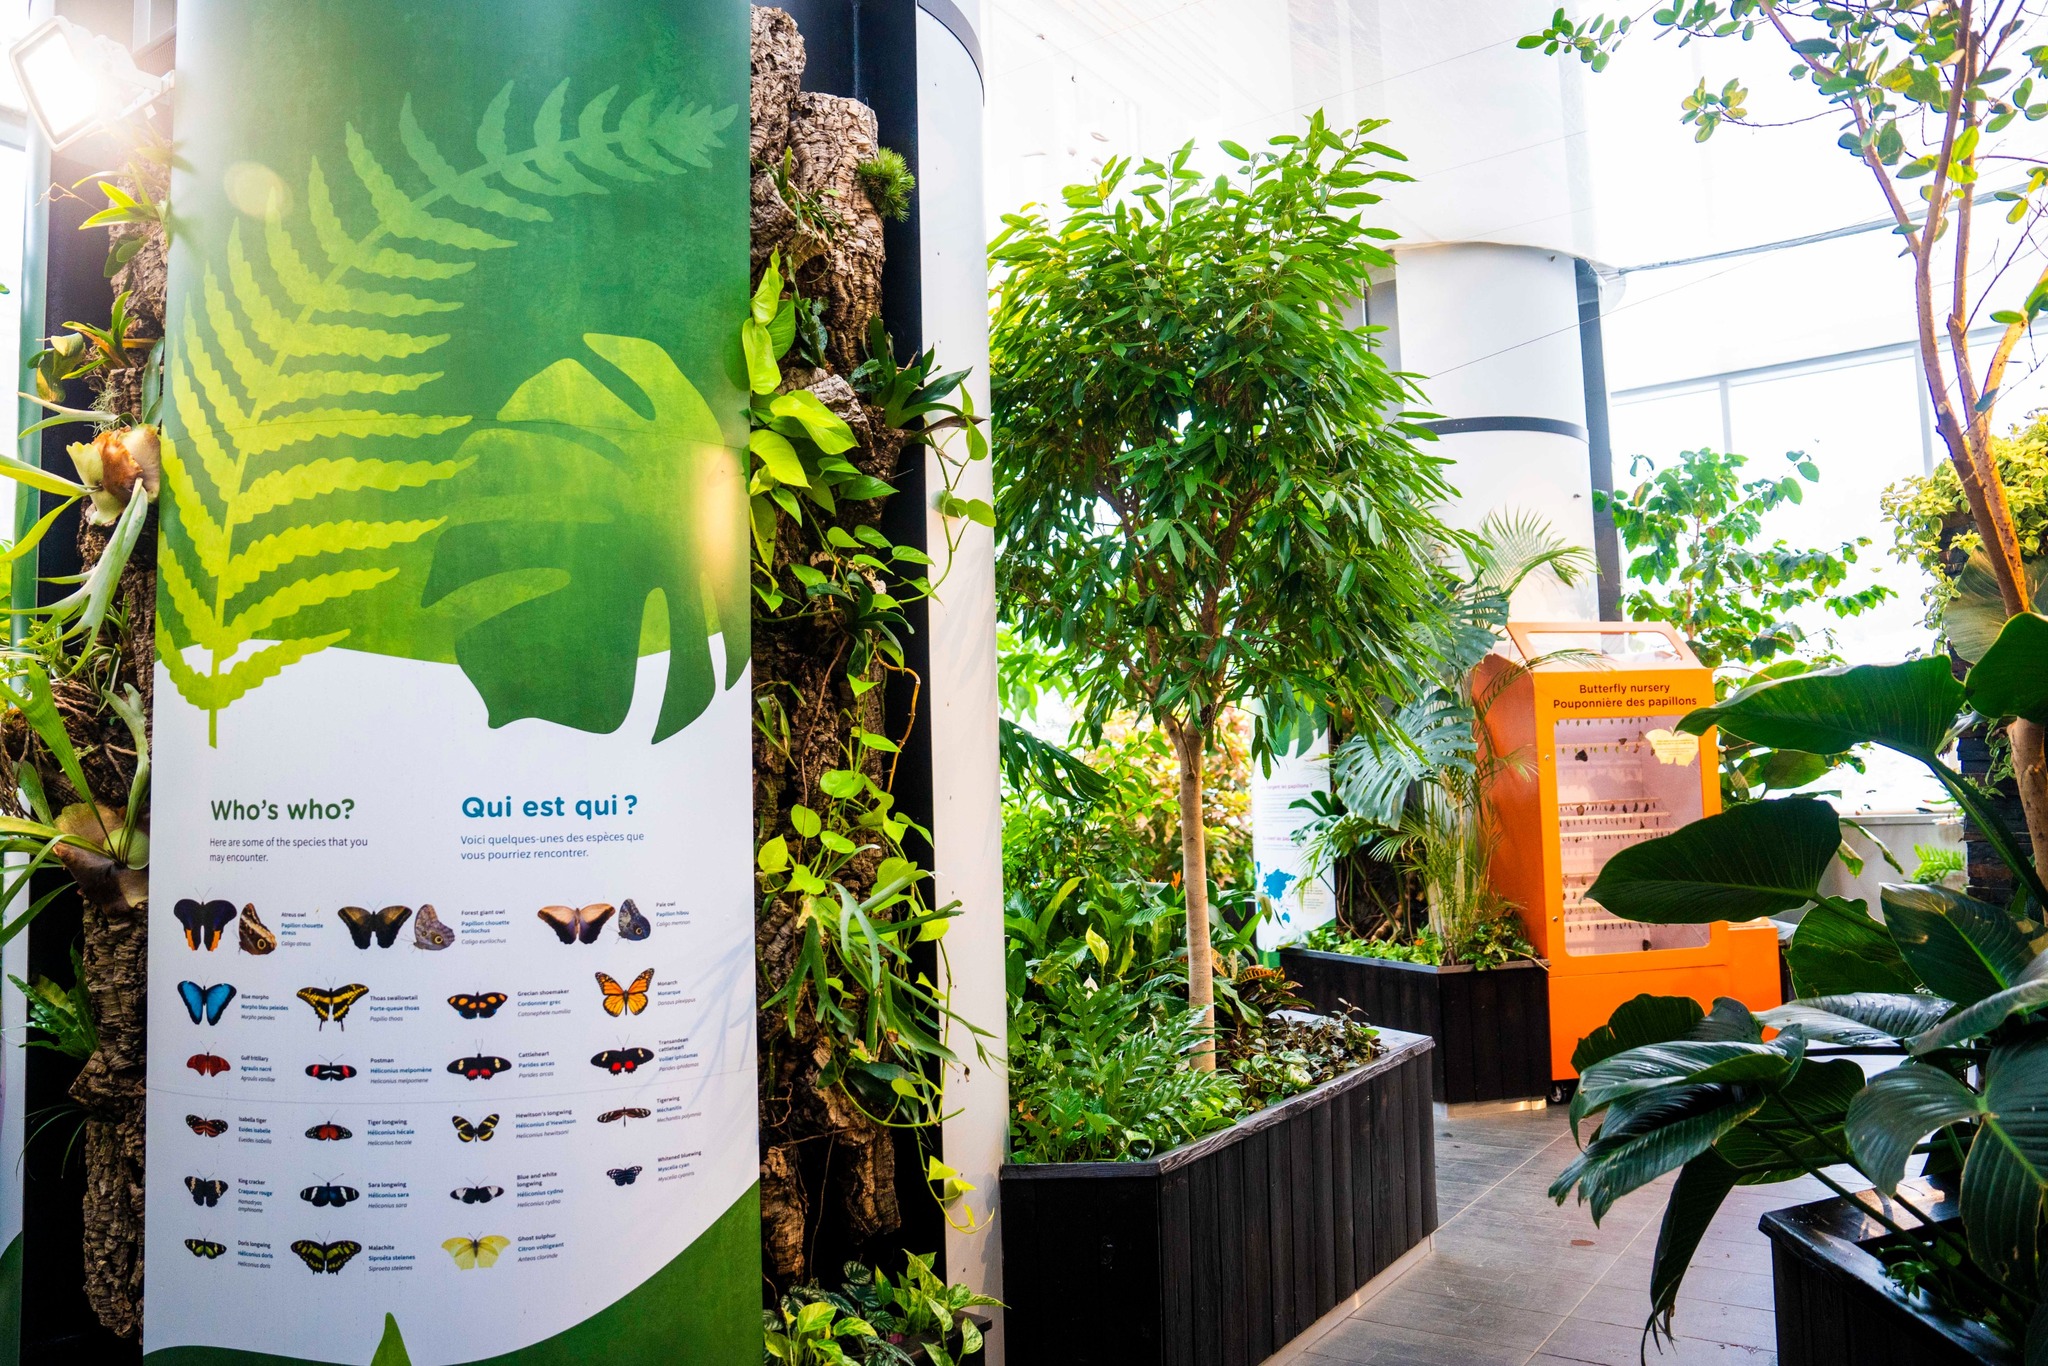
[{"left": 1477, "top": 621, "right": 1782, "bottom": 1083}]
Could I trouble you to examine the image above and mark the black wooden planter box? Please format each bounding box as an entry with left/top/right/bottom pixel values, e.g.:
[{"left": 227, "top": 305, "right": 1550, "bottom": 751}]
[
  {"left": 1279, "top": 948, "right": 1550, "bottom": 1104},
  {"left": 1000, "top": 1030, "right": 1437, "bottom": 1366},
  {"left": 1761, "top": 1176, "right": 2012, "bottom": 1366}
]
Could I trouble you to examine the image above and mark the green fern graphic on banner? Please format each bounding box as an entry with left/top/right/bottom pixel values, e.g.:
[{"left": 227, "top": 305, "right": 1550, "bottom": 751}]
[{"left": 158, "top": 81, "right": 737, "bottom": 744}]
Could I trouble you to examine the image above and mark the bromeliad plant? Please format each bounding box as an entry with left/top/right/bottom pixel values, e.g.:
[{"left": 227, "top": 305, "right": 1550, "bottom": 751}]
[{"left": 1550, "top": 612, "right": 2048, "bottom": 1357}]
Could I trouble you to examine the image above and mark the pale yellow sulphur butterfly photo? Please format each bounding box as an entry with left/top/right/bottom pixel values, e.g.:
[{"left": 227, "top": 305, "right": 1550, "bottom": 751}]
[
  {"left": 443, "top": 1234, "right": 510, "bottom": 1270},
  {"left": 1644, "top": 729, "right": 1699, "bottom": 766}
]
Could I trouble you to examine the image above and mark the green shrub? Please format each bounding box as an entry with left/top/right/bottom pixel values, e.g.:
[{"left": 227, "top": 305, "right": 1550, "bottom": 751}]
[{"left": 855, "top": 148, "right": 915, "bottom": 222}]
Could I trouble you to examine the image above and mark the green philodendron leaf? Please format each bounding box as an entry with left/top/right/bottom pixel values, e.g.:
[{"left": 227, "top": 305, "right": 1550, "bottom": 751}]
[
  {"left": 1679, "top": 656, "right": 1965, "bottom": 760},
  {"left": 1847, "top": 1062, "right": 1979, "bottom": 1195},
  {"left": 424, "top": 333, "right": 748, "bottom": 742},
  {"left": 1760, "top": 992, "right": 1954, "bottom": 1047},
  {"left": 1963, "top": 1041, "right": 2048, "bottom": 1291},
  {"left": 1746, "top": 1058, "right": 1868, "bottom": 1131},
  {"left": 1571, "top": 994, "right": 1706, "bottom": 1075},
  {"left": 1554, "top": 1083, "right": 1764, "bottom": 1224},
  {"left": 1645, "top": 1153, "right": 1742, "bottom": 1340},
  {"left": 1576, "top": 1034, "right": 1807, "bottom": 1117},
  {"left": 1882, "top": 883, "right": 2034, "bottom": 1006},
  {"left": 1941, "top": 548, "right": 2048, "bottom": 665},
  {"left": 1966, "top": 611, "right": 2048, "bottom": 723},
  {"left": 1585, "top": 798, "right": 1838, "bottom": 924},
  {"left": 1909, "top": 951, "right": 2048, "bottom": 1054},
  {"left": 1786, "top": 898, "right": 1922, "bottom": 998}
]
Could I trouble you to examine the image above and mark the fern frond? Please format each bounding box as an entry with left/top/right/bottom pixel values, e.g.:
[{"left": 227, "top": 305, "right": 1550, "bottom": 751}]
[
  {"left": 159, "top": 78, "right": 736, "bottom": 739},
  {"left": 234, "top": 455, "right": 473, "bottom": 525},
  {"left": 227, "top": 568, "right": 399, "bottom": 643},
  {"left": 221, "top": 519, "right": 442, "bottom": 599}
]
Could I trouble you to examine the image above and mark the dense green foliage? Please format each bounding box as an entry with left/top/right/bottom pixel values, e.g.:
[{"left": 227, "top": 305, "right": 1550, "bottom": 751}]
[
  {"left": 1298, "top": 511, "right": 1585, "bottom": 962},
  {"left": 1883, "top": 411, "right": 2048, "bottom": 632},
  {"left": 1547, "top": 617, "right": 2048, "bottom": 1354},
  {"left": 1294, "top": 916, "right": 1536, "bottom": 971},
  {"left": 1602, "top": 448, "right": 1890, "bottom": 672},
  {"left": 772, "top": 1254, "right": 999, "bottom": 1365},
  {"left": 992, "top": 113, "right": 1457, "bottom": 1010}
]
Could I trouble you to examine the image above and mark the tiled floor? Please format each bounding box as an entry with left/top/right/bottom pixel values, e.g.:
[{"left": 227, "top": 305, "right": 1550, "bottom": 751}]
[{"left": 1292, "top": 1104, "right": 1850, "bottom": 1365}]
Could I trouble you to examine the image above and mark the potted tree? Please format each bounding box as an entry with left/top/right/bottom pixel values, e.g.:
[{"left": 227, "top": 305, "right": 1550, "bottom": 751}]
[{"left": 991, "top": 114, "right": 1447, "bottom": 1363}]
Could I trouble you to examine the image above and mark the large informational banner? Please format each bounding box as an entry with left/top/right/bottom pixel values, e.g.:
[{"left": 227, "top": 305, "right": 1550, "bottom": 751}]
[
  {"left": 1251, "top": 731, "right": 1336, "bottom": 952},
  {"left": 143, "top": 4, "right": 757, "bottom": 1362}
]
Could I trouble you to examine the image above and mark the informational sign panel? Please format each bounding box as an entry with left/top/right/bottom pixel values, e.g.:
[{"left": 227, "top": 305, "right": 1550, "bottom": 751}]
[
  {"left": 144, "top": 4, "right": 757, "bottom": 1362},
  {"left": 1251, "top": 731, "right": 1335, "bottom": 951}
]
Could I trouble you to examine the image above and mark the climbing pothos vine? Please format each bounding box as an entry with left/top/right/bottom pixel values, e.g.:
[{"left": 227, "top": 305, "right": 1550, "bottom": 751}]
[{"left": 743, "top": 252, "right": 992, "bottom": 1224}]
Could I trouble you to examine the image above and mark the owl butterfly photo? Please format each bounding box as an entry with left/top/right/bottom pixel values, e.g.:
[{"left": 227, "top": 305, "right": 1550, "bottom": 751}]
[
  {"left": 239, "top": 904, "right": 277, "bottom": 955},
  {"left": 616, "top": 898, "right": 651, "bottom": 941},
  {"left": 338, "top": 904, "right": 413, "bottom": 950},
  {"left": 414, "top": 903, "right": 456, "bottom": 950}
]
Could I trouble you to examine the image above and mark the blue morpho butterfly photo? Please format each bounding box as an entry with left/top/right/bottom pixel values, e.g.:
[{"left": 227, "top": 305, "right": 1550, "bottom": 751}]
[{"left": 178, "top": 981, "right": 237, "bottom": 1026}]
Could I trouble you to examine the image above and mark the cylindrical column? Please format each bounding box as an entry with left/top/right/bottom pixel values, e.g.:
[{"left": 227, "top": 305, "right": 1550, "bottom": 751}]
[{"left": 1390, "top": 242, "right": 1602, "bottom": 620}]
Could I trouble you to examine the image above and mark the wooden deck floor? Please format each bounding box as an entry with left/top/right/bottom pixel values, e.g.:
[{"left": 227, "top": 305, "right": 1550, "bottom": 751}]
[{"left": 1280, "top": 1104, "right": 1848, "bottom": 1366}]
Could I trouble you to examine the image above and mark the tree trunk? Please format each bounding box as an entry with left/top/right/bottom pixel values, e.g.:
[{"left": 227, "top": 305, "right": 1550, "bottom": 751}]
[
  {"left": 1168, "top": 720, "right": 1215, "bottom": 1067},
  {"left": 2011, "top": 719, "right": 2048, "bottom": 874}
]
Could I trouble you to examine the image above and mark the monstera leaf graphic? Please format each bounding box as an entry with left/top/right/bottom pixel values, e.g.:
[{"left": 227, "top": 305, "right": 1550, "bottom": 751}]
[
  {"left": 424, "top": 334, "right": 748, "bottom": 741},
  {"left": 157, "top": 79, "right": 737, "bottom": 743}
]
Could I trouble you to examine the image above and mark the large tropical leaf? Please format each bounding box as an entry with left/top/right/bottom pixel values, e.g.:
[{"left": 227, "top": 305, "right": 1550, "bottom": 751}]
[
  {"left": 1785, "top": 898, "right": 1922, "bottom": 997},
  {"left": 1846, "top": 1062, "right": 1979, "bottom": 1195},
  {"left": 1713, "top": 1059, "right": 1868, "bottom": 1175},
  {"left": 1573, "top": 1033, "right": 1807, "bottom": 1132},
  {"left": 1585, "top": 798, "right": 1838, "bottom": 924},
  {"left": 1882, "top": 883, "right": 2034, "bottom": 1006},
  {"left": 1678, "top": 656, "right": 1965, "bottom": 760},
  {"left": 1644, "top": 1153, "right": 1742, "bottom": 1341},
  {"left": 1910, "top": 951, "right": 2048, "bottom": 1054},
  {"left": 1965, "top": 1042, "right": 2048, "bottom": 1291},
  {"left": 1761, "top": 992, "right": 1953, "bottom": 1047},
  {"left": 998, "top": 719, "right": 1110, "bottom": 806},
  {"left": 1966, "top": 611, "right": 2048, "bottom": 724},
  {"left": 1330, "top": 690, "right": 1475, "bottom": 827},
  {"left": 423, "top": 334, "right": 747, "bottom": 741},
  {"left": 1571, "top": 994, "right": 1706, "bottom": 1075},
  {"left": 1552, "top": 1083, "right": 1764, "bottom": 1222},
  {"left": 1942, "top": 547, "right": 2048, "bottom": 665}
]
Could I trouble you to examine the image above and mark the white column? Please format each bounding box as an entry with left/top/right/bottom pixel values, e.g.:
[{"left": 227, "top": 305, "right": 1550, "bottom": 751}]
[
  {"left": 1392, "top": 243, "right": 1600, "bottom": 620},
  {"left": 916, "top": 6, "right": 1008, "bottom": 1358}
]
